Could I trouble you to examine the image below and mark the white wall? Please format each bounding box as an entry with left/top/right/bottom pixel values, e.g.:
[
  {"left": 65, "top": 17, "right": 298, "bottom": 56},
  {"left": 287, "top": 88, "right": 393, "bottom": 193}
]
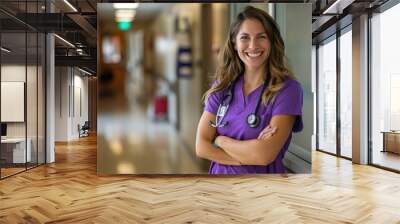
[
  {"left": 174, "top": 4, "right": 204, "bottom": 158},
  {"left": 1, "top": 64, "right": 45, "bottom": 164},
  {"left": 55, "top": 67, "right": 68, "bottom": 141},
  {"left": 73, "top": 73, "right": 89, "bottom": 137},
  {"left": 1, "top": 65, "right": 35, "bottom": 137},
  {"left": 1, "top": 65, "right": 26, "bottom": 81},
  {"left": 55, "top": 67, "right": 89, "bottom": 141}
]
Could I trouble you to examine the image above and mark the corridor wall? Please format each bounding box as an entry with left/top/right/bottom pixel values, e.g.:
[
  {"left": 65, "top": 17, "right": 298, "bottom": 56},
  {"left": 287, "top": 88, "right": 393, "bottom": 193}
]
[
  {"left": 275, "top": 4, "right": 312, "bottom": 172},
  {"left": 55, "top": 67, "right": 89, "bottom": 141}
]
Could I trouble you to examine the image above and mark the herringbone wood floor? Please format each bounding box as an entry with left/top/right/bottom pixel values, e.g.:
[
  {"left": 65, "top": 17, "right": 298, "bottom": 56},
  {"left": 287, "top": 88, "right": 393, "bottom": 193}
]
[{"left": 0, "top": 136, "right": 399, "bottom": 223}]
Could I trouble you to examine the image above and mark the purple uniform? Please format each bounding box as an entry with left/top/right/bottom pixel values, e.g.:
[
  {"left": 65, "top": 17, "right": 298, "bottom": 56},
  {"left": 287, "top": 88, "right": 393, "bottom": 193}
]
[{"left": 204, "top": 75, "right": 303, "bottom": 174}]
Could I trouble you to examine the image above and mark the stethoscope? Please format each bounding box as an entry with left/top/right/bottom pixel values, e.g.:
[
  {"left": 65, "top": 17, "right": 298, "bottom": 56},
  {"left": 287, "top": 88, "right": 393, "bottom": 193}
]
[{"left": 209, "top": 74, "right": 271, "bottom": 128}]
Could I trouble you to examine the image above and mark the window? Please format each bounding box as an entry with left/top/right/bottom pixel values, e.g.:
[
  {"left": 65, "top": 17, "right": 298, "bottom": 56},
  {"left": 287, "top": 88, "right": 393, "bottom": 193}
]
[
  {"left": 371, "top": 2, "right": 400, "bottom": 171},
  {"left": 0, "top": 1, "right": 47, "bottom": 179},
  {"left": 339, "top": 27, "right": 352, "bottom": 158},
  {"left": 317, "top": 35, "right": 337, "bottom": 155}
]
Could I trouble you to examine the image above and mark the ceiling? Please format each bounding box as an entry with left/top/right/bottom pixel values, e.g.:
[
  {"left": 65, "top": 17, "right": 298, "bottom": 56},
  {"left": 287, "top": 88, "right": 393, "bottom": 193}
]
[
  {"left": 0, "top": 0, "right": 98, "bottom": 74},
  {"left": 0, "top": 0, "right": 394, "bottom": 74},
  {"left": 310, "top": 0, "right": 389, "bottom": 43},
  {"left": 0, "top": 1, "right": 171, "bottom": 75}
]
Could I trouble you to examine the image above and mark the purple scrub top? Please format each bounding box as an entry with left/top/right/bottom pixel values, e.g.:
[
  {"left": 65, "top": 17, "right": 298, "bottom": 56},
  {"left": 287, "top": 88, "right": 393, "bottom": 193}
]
[{"left": 204, "top": 75, "right": 303, "bottom": 174}]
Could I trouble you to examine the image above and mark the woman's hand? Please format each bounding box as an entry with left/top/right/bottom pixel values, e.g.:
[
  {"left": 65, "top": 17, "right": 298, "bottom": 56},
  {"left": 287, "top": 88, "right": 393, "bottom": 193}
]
[
  {"left": 195, "top": 111, "right": 242, "bottom": 165},
  {"left": 257, "top": 125, "right": 277, "bottom": 140},
  {"left": 214, "top": 135, "right": 226, "bottom": 148}
]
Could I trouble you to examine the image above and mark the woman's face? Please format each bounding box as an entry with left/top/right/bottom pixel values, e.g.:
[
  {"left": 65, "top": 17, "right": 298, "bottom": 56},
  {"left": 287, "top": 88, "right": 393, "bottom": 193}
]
[{"left": 235, "top": 19, "right": 270, "bottom": 73}]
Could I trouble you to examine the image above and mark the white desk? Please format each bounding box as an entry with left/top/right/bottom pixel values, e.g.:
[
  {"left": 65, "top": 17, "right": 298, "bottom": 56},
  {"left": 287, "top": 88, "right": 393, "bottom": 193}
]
[{"left": 1, "top": 138, "right": 31, "bottom": 163}]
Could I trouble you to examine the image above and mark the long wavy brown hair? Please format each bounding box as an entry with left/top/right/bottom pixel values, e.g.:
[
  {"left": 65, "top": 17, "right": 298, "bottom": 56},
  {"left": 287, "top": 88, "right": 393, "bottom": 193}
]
[{"left": 204, "top": 6, "right": 294, "bottom": 105}]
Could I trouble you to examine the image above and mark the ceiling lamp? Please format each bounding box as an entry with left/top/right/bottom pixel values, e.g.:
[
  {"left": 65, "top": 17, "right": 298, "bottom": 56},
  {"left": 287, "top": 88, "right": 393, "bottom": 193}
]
[
  {"left": 54, "top": 34, "right": 75, "bottom": 48},
  {"left": 113, "top": 3, "right": 139, "bottom": 9},
  {"left": 322, "top": 0, "right": 354, "bottom": 14},
  {"left": 1, "top": 47, "right": 11, "bottom": 53},
  {"left": 78, "top": 67, "right": 93, "bottom": 76},
  {"left": 115, "top": 9, "right": 136, "bottom": 22},
  {"left": 63, "top": 0, "right": 78, "bottom": 12}
]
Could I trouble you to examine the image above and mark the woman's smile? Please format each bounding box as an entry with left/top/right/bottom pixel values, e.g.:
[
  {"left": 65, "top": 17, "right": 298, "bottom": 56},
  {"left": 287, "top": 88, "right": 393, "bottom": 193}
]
[
  {"left": 236, "top": 19, "right": 270, "bottom": 72},
  {"left": 245, "top": 51, "right": 264, "bottom": 59}
]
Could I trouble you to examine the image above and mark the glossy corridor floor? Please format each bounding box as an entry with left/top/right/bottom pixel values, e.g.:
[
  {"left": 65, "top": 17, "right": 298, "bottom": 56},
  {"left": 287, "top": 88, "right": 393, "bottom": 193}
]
[
  {"left": 98, "top": 112, "right": 204, "bottom": 174},
  {"left": 0, "top": 136, "right": 400, "bottom": 223}
]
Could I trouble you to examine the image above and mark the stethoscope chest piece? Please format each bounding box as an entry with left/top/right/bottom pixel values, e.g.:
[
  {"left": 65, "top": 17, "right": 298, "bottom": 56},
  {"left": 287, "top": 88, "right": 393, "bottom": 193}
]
[
  {"left": 210, "top": 74, "right": 270, "bottom": 129},
  {"left": 247, "top": 113, "right": 260, "bottom": 128}
]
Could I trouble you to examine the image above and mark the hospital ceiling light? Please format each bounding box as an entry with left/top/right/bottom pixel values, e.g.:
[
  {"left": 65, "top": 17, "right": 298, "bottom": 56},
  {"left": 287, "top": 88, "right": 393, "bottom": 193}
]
[
  {"left": 115, "top": 9, "right": 136, "bottom": 22},
  {"left": 115, "top": 9, "right": 135, "bottom": 31},
  {"left": 54, "top": 34, "right": 75, "bottom": 48},
  {"left": 1, "top": 47, "right": 11, "bottom": 53},
  {"left": 63, "top": 0, "right": 78, "bottom": 12},
  {"left": 113, "top": 3, "right": 139, "bottom": 9}
]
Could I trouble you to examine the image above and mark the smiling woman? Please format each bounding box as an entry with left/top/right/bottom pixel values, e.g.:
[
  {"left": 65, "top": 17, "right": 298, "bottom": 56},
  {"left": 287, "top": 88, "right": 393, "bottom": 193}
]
[{"left": 196, "top": 6, "right": 303, "bottom": 174}]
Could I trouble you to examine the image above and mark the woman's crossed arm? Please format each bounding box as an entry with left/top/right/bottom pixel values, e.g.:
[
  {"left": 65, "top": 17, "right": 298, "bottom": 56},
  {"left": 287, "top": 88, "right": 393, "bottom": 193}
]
[{"left": 214, "top": 115, "right": 296, "bottom": 166}]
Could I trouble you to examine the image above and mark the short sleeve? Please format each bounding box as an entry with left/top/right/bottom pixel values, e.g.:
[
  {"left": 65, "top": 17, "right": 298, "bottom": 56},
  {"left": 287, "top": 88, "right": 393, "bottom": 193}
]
[
  {"left": 271, "top": 80, "right": 303, "bottom": 132},
  {"left": 204, "top": 82, "right": 223, "bottom": 115}
]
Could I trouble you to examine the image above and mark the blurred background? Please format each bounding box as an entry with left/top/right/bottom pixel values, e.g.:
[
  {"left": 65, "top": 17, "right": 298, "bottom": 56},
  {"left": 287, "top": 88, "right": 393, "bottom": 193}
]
[{"left": 97, "top": 3, "right": 312, "bottom": 174}]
